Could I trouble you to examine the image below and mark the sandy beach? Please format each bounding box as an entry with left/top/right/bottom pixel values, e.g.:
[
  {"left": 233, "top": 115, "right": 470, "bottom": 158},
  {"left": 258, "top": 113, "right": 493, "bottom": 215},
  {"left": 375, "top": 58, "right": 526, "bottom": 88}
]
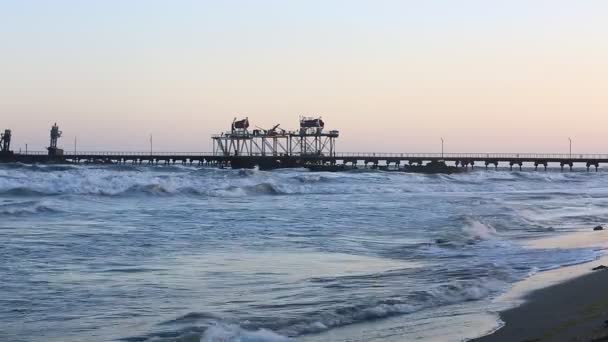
[
  {"left": 476, "top": 269, "right": 608, "bottom": 341},
  {"left": 476, "top": 230, "right": 608, "bottom": 342}
]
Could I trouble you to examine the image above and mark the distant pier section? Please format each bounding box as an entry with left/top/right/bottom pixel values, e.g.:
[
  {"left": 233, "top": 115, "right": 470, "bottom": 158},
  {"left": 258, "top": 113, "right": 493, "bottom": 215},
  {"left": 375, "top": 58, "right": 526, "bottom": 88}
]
[{"left": 1, "top": 118, "right": 607, "bottom": 172}]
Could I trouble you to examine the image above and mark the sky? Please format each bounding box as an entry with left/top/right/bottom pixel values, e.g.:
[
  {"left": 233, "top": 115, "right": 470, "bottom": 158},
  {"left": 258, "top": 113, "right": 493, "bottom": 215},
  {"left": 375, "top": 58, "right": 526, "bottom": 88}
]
[{"left": 1, "top": 0, "right": 607, "bottom": 153}]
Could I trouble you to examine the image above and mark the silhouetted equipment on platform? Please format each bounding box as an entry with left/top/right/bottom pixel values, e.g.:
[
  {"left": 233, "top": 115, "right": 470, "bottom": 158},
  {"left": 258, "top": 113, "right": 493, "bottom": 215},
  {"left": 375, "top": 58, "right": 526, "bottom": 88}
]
[
  {"left": 231, "top": 117, "right": 249, "bottom": 133},
  {"left": 212, "top": 116, "right": 339, "bottom": 166},
  {"left": 1, "top": 129, "right": 11, "bottom": 153},
  {"left": 299, "top": 116, "right": 325, "bottom": 135},
  {"left": 253, "top": 124, "right": 285, "bottom": 137},
  {"left": 48, "top": 123, "right": 64, "bottom": 157}
]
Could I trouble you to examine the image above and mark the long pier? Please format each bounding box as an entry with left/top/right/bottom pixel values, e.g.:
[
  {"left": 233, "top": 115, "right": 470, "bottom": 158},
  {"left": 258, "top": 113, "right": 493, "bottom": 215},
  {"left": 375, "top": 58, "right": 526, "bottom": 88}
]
[
  {"left": 1, "top": 121, "right": 606, "bottom": 171},
  {"left": 4, "top": 151, "right": 608, "bottom": 171}
]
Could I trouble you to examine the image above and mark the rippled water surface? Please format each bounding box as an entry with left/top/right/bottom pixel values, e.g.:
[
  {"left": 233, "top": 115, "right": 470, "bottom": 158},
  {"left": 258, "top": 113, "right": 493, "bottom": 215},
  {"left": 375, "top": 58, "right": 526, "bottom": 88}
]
[{"left": 1, "top": 164, "right": 607, "bottom": 341}]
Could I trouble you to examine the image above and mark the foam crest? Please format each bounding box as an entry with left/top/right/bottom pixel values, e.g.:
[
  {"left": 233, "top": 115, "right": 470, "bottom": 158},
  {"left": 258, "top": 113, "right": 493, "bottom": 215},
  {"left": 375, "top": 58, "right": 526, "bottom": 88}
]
[
  {"left": 0, "top": 200, "right": 59, "bottom": 216},
  {"left": 3, "top": 164, "right": 606, "bottom": 199},
  {"left": 200, "top": 323, "right": 290, "bottom": 342},
  {"left": 432, "top": 218, "right": 500, "bottom": 248},
  {"left": 462, "top": 219, "right": 498, "bottom": 241},
  {"left": 273, "top": 277, "right": 508, "bottom": 336}
]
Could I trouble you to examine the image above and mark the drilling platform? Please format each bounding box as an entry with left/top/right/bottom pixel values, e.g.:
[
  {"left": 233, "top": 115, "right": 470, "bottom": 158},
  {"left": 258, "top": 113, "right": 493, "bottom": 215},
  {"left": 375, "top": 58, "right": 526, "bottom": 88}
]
[{"left": 212, "top": 116, "right": 339, "bottom": 169}]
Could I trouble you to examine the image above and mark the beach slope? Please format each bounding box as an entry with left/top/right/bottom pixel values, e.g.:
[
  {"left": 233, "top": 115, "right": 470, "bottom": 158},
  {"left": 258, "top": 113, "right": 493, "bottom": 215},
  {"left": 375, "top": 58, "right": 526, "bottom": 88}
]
[{"left": 475, "top": 269, "right": 608, "bottom": 342}]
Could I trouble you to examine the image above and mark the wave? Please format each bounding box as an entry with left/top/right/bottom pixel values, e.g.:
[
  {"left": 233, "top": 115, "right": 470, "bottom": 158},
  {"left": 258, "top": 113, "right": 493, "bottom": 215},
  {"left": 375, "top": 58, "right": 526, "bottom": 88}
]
[
  {"left": 161, "top": 312, "right": 220, "bottom": 326},
  {"left": 2, "top": 164, "right": 607, "bottom": 199},
  {"left": 0, "top": 187, "right": 51, "bottom": 197},
  {"left": 201, "top": 323, "right": 289, "bottom": 342},
  {"left": 461, "top": 219, "right": 498, "bottom": 241},
  {"left": 292, "top": 174, "right": 334, "bottom": 184},
  {"left": 431, "top": 218, "right": 499, "bottom": 248},
  {"left": 4, "top": 164, "right": 80, "bottom": 172},
  {"left": 242, "top": 183, "right": 283, "bottom": 196},
  {"left": 0, "top": 182, "right": 285, "bottom": 198},
  {"left": 117, "top": 182, "right": 286, "bottom": 197},
  {"left": 121, "top": 184, "right": 174, "bottom": 196},
  {"left": 276, "top": 278, "right": 507, "bottom": 336},
  {"left": 100, "top": 267, "right": 166, "bottom": 274},
  {"left": 208, "top": 183, "right": 279, "bottom": 197},
  {"left": 139, "top": 275, "right": 506, "bottom": 342},
  {"left": 0, "top": 200, "right": 60, "bottom": 216},
  {"left": 125, "top": 321, "right": 290, "bottom": 342}
]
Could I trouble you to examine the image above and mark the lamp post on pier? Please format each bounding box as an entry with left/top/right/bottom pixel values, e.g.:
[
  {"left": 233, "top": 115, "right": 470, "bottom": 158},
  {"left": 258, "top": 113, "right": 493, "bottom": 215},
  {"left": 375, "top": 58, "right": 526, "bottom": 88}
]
[
  {"left": 568, "top": 137, "right": 572, "bottom": 160},
  {"left": 441, "top": 138, "right": 444, "bottom": 159}
]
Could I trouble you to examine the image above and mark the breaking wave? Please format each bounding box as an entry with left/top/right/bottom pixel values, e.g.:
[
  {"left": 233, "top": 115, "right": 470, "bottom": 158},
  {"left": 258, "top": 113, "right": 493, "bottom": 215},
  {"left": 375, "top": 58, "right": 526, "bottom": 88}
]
[
  {"left": 462, "top": 219, "right": 498, "bottom": 241},
  {"left": 3, "top": 164, "right": 606, "bottom": 199},
  {"left": 226, "top": 183, "right": 284, "bottom": 196},
  {"left": 0, "top": 200, "right": 60, "bottom": 216},
  {"left": 201, "top": 324, "right": 290, "bottom": 342},
  {"left": 431, "top": 218, "right": 499, "bottom": 248},
  {"left": 136, "top": 276, "right": 507, "bottom": 341}
]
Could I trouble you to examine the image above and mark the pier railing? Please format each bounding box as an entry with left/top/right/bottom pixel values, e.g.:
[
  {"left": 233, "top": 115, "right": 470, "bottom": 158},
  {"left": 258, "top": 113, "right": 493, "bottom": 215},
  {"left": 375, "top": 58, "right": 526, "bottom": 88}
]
[
  {"left": 20, "top": 151, "right": 216, "bottom": 157},
  {"left": 333, "top": 153, "right": 608, "bottom": 160},
  {"left": 14, "top": 151, "right": 608, "bottom": 160}
]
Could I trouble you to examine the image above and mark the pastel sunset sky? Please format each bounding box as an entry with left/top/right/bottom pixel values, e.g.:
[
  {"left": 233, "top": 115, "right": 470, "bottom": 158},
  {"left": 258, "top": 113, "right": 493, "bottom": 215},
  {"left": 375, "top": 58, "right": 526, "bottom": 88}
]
[{"left": 1, "top": 0, "right": 607, "bottom": 153}]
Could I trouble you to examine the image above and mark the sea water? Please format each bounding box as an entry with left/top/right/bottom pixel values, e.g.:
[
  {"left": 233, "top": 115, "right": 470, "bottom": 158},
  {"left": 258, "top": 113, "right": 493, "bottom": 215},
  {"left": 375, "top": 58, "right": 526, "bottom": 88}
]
[{"left": 1, "top": 164, "right": 606, "bottom": 342}]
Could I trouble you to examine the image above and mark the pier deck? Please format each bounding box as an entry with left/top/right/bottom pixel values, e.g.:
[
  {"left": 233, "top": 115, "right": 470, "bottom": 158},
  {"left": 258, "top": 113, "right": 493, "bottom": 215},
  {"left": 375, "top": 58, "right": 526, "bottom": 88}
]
[{"left": 4, "top": 151, "right": 608, "bottom": 171}]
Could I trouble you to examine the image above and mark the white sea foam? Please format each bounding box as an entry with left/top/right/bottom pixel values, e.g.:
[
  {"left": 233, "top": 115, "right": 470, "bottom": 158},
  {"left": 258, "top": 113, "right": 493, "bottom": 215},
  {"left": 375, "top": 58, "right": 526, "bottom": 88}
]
[
  {"left": 200, "top": 323, "right": 290, "bottom": 342},
  {"left": 3, "top": 164, "right": 608, "bottom": 198},
  {"left": 462, "top": 220, "right": 498, "bottom": 241}
]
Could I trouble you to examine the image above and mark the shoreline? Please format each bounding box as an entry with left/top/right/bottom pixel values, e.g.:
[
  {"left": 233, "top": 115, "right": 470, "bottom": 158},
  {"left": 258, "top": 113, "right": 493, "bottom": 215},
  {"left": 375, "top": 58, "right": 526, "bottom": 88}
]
[
  {"left": 298, "top": 230, "right": 608, "bottom": 342},
  {"left": 474, "top": 230, "right": 608, "bottom": 342},
  {"left": 474, "top": 267, "right": 608, "bottom": 341}
]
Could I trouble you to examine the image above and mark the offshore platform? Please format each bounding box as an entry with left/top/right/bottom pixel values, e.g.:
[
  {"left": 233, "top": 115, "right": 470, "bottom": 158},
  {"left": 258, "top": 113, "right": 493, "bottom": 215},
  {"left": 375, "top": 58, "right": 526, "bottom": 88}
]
[
  {"left": 2, "top": 117, "right": 608, "bottom": 172},
  {"left": 212, "top": 116, "right": 339, "bottom": 168}
]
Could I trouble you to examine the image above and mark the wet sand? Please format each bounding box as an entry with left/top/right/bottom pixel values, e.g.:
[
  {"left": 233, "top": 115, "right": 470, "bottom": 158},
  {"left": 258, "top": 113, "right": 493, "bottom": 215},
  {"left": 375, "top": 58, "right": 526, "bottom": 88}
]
[{"left": 475, "top": 266, "right": 608, "bottom": 342}]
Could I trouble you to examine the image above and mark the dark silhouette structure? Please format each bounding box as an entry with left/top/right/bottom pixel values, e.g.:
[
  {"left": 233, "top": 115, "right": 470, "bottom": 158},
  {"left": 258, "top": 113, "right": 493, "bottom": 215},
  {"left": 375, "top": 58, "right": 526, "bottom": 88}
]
[
  {"left": 231, "top": 117, "right": 249, "bottom": 133},
  {"left": 0, "top": 129, "right": 15, "bottom": 162},
  {"left": 47, "top": 123, "right": 63, "bottom": 157},
  {"left": 213, "top": 116, "right": 339, "bottom": 168},
  {"left": 1, "top": 129, "right": 11, "bottom": 153}
]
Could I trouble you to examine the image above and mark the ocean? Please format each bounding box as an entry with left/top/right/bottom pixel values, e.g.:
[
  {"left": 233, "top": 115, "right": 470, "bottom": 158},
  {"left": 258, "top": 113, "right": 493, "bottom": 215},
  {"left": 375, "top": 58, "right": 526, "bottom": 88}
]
[{"left": 1, "top": 164, "right": 605, "bottom": 342}]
